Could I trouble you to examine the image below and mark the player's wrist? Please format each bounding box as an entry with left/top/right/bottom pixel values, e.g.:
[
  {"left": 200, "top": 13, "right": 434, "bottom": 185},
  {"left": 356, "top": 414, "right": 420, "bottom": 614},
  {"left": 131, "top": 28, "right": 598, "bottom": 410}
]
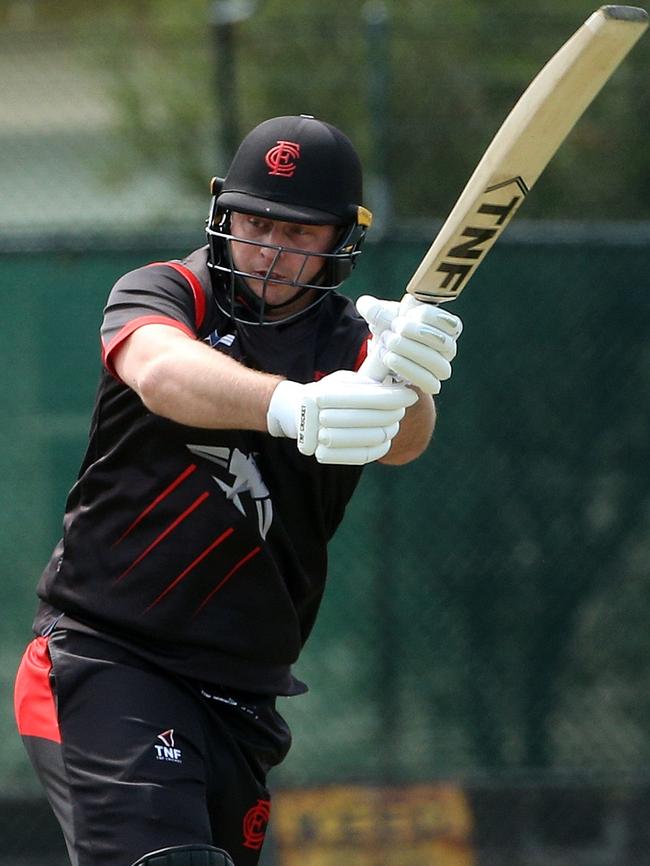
[{"left": 266, "top": 379, "right": 304, "bottom": 438}]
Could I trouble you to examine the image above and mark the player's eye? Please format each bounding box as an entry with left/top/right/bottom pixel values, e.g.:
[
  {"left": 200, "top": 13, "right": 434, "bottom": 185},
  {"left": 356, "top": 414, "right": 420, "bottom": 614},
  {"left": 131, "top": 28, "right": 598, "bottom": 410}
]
[{"left": 288, "top": 225, "right": 312, "bottom": 240}]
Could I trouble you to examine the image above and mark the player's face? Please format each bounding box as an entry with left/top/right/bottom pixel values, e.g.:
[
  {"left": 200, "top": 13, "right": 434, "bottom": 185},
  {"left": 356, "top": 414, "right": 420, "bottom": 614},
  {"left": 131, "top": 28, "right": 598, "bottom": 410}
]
[{"left": 229, "top": 212, "right": 337, "bottom": 316}]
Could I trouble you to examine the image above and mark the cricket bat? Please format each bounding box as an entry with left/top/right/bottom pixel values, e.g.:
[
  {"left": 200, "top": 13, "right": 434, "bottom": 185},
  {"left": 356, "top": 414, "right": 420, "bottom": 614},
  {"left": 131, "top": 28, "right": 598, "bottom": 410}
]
[{"left": 360, "top": 5, "right": 648, "bottom": 376}]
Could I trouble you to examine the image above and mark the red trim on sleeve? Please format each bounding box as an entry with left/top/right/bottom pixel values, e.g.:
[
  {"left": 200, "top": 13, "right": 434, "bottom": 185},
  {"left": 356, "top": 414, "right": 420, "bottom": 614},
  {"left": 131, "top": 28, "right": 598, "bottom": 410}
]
[
  {"left": 14, "top": 637, "right": 61, "bottom": 743},
  {"left": 102, "top": 315, "right": 195, "bottom": 379},
  {"left": 146, "top": 261, "right": 207, "bottom": 330},
  {"left": 353, "top": 335, "right": 371, "bottom": 371}
]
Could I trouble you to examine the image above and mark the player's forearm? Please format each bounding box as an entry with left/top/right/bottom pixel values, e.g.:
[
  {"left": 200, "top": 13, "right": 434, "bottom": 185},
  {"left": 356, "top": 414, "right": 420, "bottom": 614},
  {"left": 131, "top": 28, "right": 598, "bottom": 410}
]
[
  {"left": 116, "top": 327, "right": 281, "bottom": 430},
  {"left": 379, "top": 388, "right": 436, "bottom": 465},
  {"left": 144, "top": 347, "right": 280, "bottom": 430}
]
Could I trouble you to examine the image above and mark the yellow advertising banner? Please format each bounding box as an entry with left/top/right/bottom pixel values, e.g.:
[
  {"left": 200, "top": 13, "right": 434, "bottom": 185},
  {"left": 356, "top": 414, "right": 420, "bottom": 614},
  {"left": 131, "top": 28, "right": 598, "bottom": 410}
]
[{"left": 273, "top": 782, "right": 474, "bottom": 866}]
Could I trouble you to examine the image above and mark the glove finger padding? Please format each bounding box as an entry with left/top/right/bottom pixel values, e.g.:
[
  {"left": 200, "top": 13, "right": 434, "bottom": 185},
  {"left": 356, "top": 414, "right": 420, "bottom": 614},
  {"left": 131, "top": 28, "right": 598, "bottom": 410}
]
[
  {"left": 356, "top": 293, "right": 463, "bottom": 390},
  {"left": 318, "top": 406, "right": 407, "bottom": 428},
  {"left": 382, "top": 353, "right": 445, "bottom": 394},
  {"left": 313, "top": 381, "right": 417, "bottom": 410},
  {"left": 298, "top": 378, "right": 417, "bottom": 461},
  {"left": 377, "top": 302, "right": 463, "bottom": 394},
  {"left": 356, "top": 295, "right": 401, "bottom": 332},
  {"left": 382, "top": 331, "right": 453, "bottom": 380},
  {"left": 399, "top": 300, "right": 463, "bottom": 339},
  {"left": 315, "top": 441, "right": 393, "bottom": 465},
  {"left": 267, "top": 371, "right": 418, "bottom": 465},
  {"left": 389, "top": 318, "right": 458, "bottom": 361},
  {"left": 317, "top": 422, "right": 401, "bottom": 449}
]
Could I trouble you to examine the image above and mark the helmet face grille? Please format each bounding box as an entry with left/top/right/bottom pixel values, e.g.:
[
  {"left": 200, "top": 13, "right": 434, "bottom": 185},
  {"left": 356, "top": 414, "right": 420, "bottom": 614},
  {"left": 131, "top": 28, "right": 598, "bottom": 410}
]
[
  {"left": 206, "top": 212, "right": 368, "bottom": 326},
  {"left": 216, "top": 115, "right": 364, "bottom": 225}
]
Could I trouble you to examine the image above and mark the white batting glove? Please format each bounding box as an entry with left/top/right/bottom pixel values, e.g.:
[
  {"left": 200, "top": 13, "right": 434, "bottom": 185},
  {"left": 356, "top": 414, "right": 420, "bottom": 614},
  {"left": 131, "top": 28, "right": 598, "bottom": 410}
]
[
  {"left": 357, "top": 293, "right": 463, "bottom": 394},
  {"left": 266, "top": 370, "right": 418, "bottom": 465}
]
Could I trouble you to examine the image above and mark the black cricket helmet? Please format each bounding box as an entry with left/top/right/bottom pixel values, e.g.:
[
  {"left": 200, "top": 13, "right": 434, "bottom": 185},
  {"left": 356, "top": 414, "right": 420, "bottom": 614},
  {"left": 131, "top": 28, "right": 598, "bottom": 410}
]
[{"left": 206, "top": 114, "right": 373, "bottom": 324}]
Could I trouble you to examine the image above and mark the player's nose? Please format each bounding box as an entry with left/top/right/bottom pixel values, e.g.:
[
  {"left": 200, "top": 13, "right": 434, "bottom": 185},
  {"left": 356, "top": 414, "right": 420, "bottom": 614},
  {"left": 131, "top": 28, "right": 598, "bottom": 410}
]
[{"left": 259, "top": 229, "right": 289, "bottom": 258}]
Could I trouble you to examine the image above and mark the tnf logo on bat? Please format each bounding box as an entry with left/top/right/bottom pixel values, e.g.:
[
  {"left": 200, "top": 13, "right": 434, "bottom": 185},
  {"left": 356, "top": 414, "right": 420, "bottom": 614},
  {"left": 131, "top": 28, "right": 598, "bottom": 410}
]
[
  {"left": 265, "top": 140, "right": 301, "bottom": 176},
  {"left": 435, "top": 176, "right": 528, "bottom": 296},
  {"left": 242, "top": 798, "right": 271, "bottom": 850}
]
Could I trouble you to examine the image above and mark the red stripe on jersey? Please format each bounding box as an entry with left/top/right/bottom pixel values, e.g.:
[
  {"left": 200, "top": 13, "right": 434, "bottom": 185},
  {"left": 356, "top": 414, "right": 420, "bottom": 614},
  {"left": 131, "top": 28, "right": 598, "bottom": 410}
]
[
  {"left": 116, "top": 491, "right": 210, "bottom": 582},
  {"left": 102, "top": 315, "right": 195, "bottom": 379},
  {"left": 144, "top": 527, "right": 235, "bottom": 612},
  {"left": 114, "top": 464, "right": 198, "bottom": 546},
  {"left": 353, "top": 335, "right": 371, "bottom": 371},
  {"left": 194, "top": 546, "right": 262, "bottom": 616},
  {"left": 316, "top": 332, "right": 370, "bottom": 380},
  {"left": 146, "top": 261, "right": 207, "bottom": 330},
  {"left": 14, "top": 637, "right": 61, "bottom": 743}
]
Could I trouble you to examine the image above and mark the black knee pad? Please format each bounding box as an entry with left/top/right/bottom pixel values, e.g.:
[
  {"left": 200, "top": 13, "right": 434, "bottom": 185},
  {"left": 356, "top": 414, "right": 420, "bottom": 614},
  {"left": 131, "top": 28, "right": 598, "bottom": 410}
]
[{"left": 130, "top": 844, "right": 235, "bottom": 866}]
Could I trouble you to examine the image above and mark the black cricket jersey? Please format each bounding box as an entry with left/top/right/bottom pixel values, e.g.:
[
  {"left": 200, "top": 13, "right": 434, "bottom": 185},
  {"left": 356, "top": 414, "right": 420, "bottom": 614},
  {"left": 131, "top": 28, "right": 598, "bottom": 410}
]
[{"left": 34, "top": 246, "right": 371, "bottom": 695}]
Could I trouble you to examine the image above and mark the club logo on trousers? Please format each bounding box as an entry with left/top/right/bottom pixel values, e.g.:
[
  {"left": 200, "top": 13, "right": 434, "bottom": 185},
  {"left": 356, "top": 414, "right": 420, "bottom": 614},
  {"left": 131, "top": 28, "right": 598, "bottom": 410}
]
[
  {"left": 154, "top": 729, "right": 182, "bottom": 763},
  {"left": 265, "top": 140, "right": 301, "bottom": 177},
  {"left": 242, "top": 798, "right": 271, "bottom": 850}
]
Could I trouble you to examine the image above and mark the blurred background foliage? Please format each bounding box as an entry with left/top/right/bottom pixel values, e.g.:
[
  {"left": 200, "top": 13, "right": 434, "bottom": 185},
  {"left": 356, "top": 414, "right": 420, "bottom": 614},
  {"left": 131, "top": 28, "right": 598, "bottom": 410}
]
[{"left": 1, "top": 0, "right": 649, "bottom": 242}]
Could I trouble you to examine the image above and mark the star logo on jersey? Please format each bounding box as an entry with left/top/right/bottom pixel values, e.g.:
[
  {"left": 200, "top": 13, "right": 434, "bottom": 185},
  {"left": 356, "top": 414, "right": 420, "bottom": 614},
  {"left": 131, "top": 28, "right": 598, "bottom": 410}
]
[
  {"left": 204, "top": 328, "right": 236, "bottom": 349},
  {"left": 186, "top": 445, "right": 273, "bottom": 539}
]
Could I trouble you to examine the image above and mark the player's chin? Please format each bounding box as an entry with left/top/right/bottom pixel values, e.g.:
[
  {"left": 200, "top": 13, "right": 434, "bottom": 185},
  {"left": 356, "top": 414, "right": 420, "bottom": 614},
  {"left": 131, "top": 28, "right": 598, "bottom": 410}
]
[
  {"left": 246, "top": 274, "right": 288, "bottom": 298},
  {"left": 249, "top": 277, "right": 305, "bottom": 308}
]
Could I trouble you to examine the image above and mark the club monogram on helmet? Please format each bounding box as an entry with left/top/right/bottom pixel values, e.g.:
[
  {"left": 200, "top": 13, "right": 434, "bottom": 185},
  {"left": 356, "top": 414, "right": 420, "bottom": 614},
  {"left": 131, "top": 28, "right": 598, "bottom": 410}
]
[
  {"left": 265, "top": 140, "right": 301, "bottom": 177},
  {"left": 206, "top": 114, "right": 373, "bottom": 324}
]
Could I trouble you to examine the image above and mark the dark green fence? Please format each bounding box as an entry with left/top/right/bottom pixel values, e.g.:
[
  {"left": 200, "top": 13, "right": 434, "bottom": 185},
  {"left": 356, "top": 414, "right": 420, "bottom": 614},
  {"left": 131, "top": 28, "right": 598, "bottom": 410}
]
[{"left": 2, "top": 230, "right": 649, "bottom": 864}]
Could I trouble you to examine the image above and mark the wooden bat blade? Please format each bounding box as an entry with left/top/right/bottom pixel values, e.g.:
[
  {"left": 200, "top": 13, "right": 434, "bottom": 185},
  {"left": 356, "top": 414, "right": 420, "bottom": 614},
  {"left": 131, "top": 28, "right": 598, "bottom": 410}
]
[{"left": 407, "top": 5, "right": 648, "bottom": 304}]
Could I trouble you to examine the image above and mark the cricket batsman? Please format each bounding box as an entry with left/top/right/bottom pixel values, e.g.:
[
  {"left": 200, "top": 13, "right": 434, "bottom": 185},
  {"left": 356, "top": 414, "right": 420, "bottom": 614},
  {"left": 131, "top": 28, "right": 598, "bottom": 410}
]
[{"left": 14, "top": 115, "right": 462, "bottom": 866}]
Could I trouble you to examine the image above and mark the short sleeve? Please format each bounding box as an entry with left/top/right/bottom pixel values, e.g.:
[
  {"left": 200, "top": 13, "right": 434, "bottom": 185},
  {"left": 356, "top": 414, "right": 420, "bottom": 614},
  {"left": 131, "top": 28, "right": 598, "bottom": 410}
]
[{"left": 101, "top": 260, "right": 209, "bottom": 377}]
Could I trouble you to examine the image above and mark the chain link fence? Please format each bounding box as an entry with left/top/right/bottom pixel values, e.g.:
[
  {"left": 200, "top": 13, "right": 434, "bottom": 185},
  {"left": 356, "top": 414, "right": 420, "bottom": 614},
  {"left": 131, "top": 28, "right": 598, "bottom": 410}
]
[
  {"left": 2, "top": 1, "right": 650, "bottom": 245},
  {"left": 2, "top": 5, "right": 650, "bottom": 864},
  {"left": 2, "top": 232, "right": 649, "bottom": 864}
]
